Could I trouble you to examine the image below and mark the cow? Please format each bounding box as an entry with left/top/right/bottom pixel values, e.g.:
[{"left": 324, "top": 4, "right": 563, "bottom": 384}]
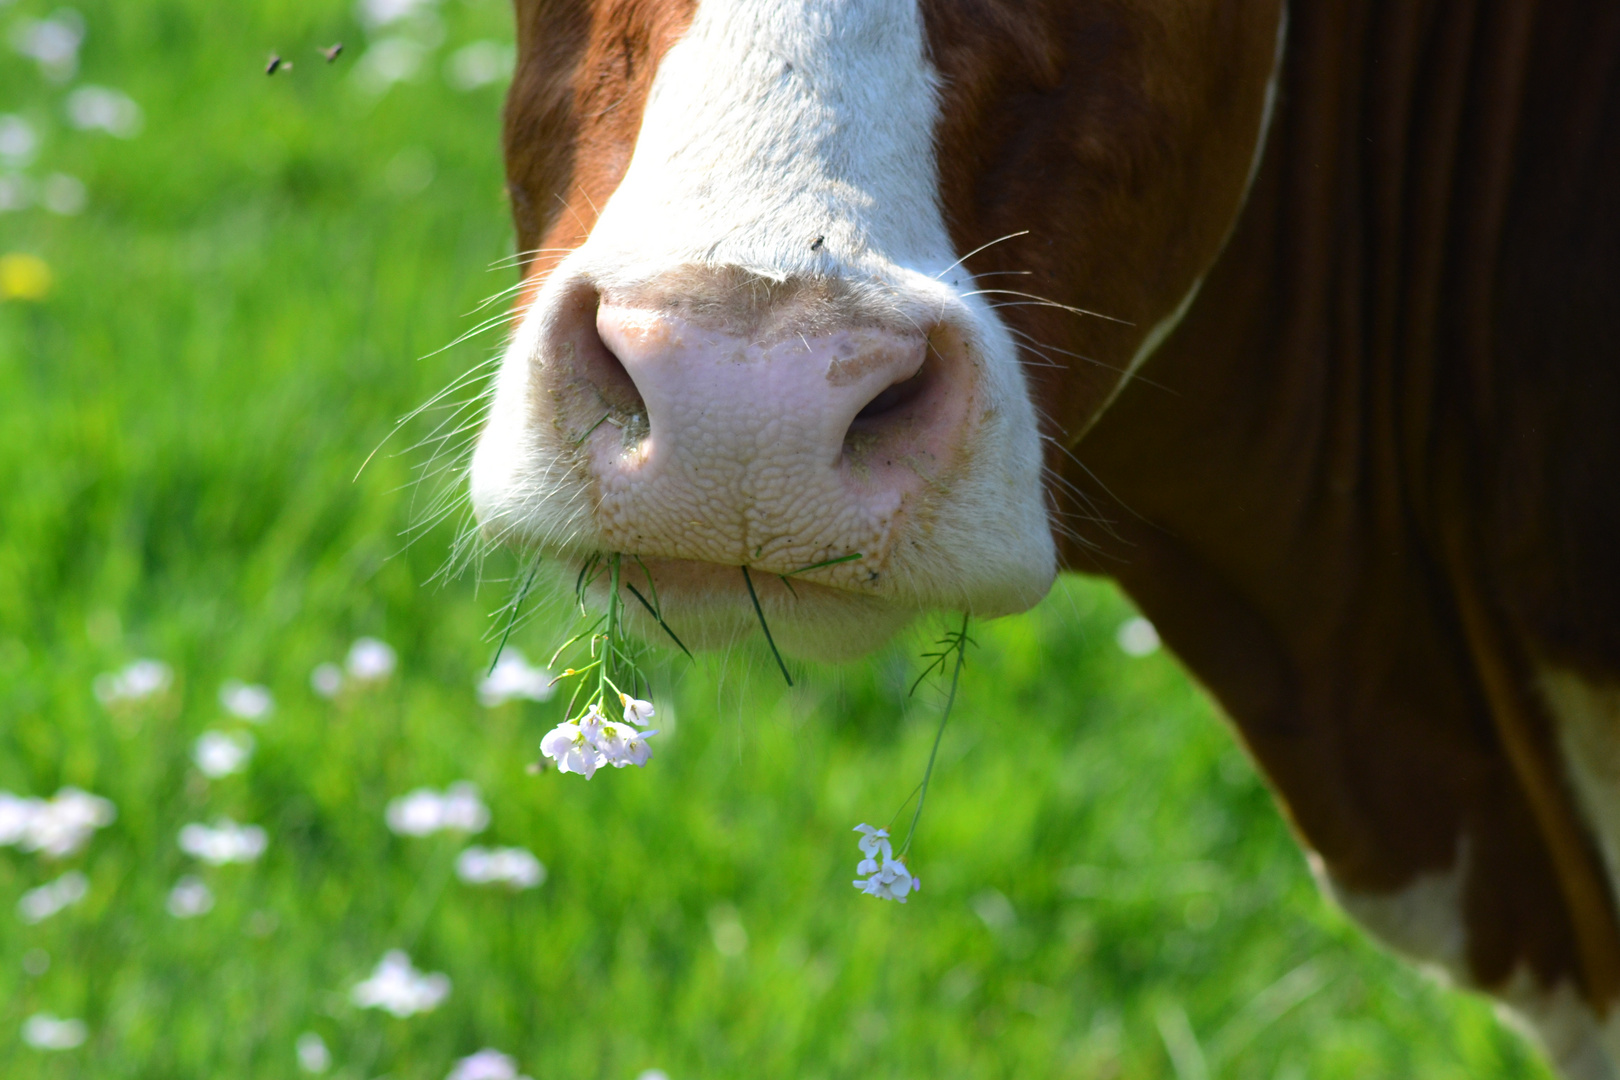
[{"left": 468, "top": 0, "right": 1620, "bottom": 1073}]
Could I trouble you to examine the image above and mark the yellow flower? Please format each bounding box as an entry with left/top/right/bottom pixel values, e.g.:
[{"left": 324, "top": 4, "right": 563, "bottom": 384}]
[{"left": 0, "top": 253, "right": 52, "bottom": 301}]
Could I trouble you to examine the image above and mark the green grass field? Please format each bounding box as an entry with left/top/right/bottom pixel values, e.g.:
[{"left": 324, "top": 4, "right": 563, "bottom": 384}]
[{"left": 0, "top": 1, "right": 1559, "bottom": 1076}]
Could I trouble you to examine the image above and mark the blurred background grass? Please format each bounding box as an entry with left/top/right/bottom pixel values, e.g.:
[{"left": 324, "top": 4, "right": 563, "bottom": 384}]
[{"left": 0, "top": 0, "right": 1557, "bottom": 1076}]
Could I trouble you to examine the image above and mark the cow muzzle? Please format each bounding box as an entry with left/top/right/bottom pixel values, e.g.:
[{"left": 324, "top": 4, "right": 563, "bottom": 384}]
[{"left": 471, "top": 269, "right": 1053, "bottom": 659}]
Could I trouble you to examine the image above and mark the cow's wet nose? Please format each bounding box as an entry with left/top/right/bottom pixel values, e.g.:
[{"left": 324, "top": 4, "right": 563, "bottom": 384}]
[{"left": 551, "top": 295, "right": 973, "bottom": 573}]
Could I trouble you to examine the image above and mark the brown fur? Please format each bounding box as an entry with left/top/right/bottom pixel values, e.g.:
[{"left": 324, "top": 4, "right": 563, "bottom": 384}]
[{"left": 1058, "top": 0, "right": 1620, "bottom": 1002}]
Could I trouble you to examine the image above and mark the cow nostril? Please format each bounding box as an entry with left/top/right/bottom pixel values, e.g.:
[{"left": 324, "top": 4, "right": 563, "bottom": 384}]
[
  {"left": 573, "top": 293, "right": 648, "bottom": 437},
  {"left": 853, "top": 363, "right": 930, "bottom": 425}
]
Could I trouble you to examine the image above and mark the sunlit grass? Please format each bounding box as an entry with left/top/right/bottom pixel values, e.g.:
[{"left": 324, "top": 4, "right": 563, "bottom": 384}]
[{"left": 0, "top": 0, "right": 1554, "bottom": 1076}]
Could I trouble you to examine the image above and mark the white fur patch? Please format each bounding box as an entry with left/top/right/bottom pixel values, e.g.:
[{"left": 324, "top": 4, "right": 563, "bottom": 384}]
[
  {"left": 1309, "top": 819, "right": 1620, "bottom": 1079},
  {"left": 1495, "top": 969, "right": 1620, "bottom": 1080},
  {"left": 1307, "top": 845, "right": 1470, "bottom": 985}
]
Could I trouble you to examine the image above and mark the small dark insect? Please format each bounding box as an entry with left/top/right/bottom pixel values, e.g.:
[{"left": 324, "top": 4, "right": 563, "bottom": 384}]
[
  {"left": 320, "top": 43, "right": 344, "bottom": 62},
  {"left": 265, "top": 53, "right": 283, "bottom": 75},
  {"left": 810, "top": 235, "right": 825, "bottom": 251}
]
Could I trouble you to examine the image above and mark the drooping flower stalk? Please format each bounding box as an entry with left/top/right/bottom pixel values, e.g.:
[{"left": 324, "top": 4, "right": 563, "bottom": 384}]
[{"left": 854, "top": 613, "right": 973, "bottom": 901}]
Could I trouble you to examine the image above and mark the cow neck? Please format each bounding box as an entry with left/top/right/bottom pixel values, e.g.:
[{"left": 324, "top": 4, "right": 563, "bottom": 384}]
[{"left": 1072, "top": 0, "right": 1620, "bottom": 1005}]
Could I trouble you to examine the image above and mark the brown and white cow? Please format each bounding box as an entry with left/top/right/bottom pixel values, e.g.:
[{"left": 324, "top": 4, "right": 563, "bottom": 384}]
[{"left": 470, "top": 0, "right": 1620, "bottom": 1072}]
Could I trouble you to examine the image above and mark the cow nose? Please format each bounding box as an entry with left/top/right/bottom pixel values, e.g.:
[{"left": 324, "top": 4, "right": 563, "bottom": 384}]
[{"left": 554, "top": 292, "right": 972, "bottom": 574}]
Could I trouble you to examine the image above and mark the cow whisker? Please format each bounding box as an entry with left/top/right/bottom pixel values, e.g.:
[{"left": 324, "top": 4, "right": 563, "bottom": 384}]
[
  {"left": 933, "top": 230, "right": 1031, "bottom": 280},
  {"left": 968, "top": 289, "right": 1133, "bottom": 326}
]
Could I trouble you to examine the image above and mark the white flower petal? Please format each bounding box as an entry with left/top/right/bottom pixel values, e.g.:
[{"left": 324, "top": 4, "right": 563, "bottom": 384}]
[{"left": 21, "top": 1013, "right": 86, "bottom": 1050}]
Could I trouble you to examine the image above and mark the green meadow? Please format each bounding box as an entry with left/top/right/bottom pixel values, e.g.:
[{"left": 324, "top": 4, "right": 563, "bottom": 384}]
[{"left": 0, "top": 0, "right": 1556, "bottom": 1076}]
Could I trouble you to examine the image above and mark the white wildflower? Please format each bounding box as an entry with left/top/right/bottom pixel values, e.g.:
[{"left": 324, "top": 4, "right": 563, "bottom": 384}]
[
  {"left": 350, "top": 950, "right": 449, "bottom": 1017},
  {"left": 619, "top": 692, "right": 655, "bottom": 726},
  {"left": 92, "top": 658, "right": 171, "bottom": 706},
  {"left": 17, "top": 870, "right": 88, "bottom": 924},
  {"left": 439, "top": 782, "right": 490, "bottom": 830},
  {"left": 346, "top": 637, "right": 397, "bottom": 682},
  {"left": 6, "top": 788, "right": 116, "bottom": 857},
  {"left": 66, "top": 86, "right": 142, "bottom": 138},
  {"left": 1116, "top": 616, "right": 1161, "bottom": 657},
  {"left": 854, "top": 855, "right": 920, "bottom": 903},
  {"left": 296, "top": 1032, "right": 331, "bottom": 1073},
  {"left": 385, "top": 782, "right": 489, "bottom": 836},
  {"left": 635, "top": 1072, "right": 671, "bottom": 1080},
  {"left": 455, "top": 846, "right": 544, "bottom": 889},
  {"left": 0, "top": 792, "right": 38, "bottom": 845},
  {"left": 193, "top": 730, "right": 254, "bottom": 778},
  {"left": 852, "top": 825, "right": 919, "bottom": 903},
  {"left": 310, "top": 662, "right": 344, "bottom": 698},
  {"left": 539, "top": 720, "right": 605, "bottom": 779},
  {"left": 21, "top": 1013, "right": 86, "bottom": 1050},
  {"left": 0, "top": 114, "right": 38, "bottom": 167},
  {"left": 853, "top": 823, "right": 892, "bottom": 863},
  {"left": 166, "top": 875, "right": 214, "bottom": 919},
  {"left": 615, "top": 724, "right": 658, "bottom": 768},
  {"left": 220, "top": 680, "right": 274, "bottom": 721},
  {"left": 448, "top": 1047, "right": 533, "bottom": 1080},
  {"left": 178, "top": 819, "right": 267, "bottom": 865},
  {"left": 10, "top": 11, "right": 84, "bottom": 82},
  {"left": 477, "top": 650, "right": 554, "bottom": 707}
]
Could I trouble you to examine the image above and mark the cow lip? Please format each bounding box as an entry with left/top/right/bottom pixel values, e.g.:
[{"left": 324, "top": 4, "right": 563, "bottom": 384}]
[
  {"left": 605, "top": 554, "right": 875, "bottom": 603},
  {"left": 575, "top": 553, "right": 916, "bottom": 662}
]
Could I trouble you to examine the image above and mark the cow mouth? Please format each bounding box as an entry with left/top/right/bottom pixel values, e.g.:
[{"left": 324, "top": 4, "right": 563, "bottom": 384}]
[{"left": 574, "top": 553, "right": 919, "bottom": 661}]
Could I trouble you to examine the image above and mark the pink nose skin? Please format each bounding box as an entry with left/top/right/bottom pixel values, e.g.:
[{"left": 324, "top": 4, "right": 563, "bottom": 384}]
[{"left": 575, "top": 302, "right": 975, "bottom": 583}]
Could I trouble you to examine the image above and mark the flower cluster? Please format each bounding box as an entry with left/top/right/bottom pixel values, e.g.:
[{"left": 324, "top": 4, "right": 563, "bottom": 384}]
[
  {"left": 0, "top": 787, "right": 116, "bottom": 857},
  {"left": 91, "top": 658, "right": 171, "bottom": 707},
  {"left": 539, "top": 694, "right": 658, "bottom": 779},
  {"left": 193, "top": 730, "right": 254, "bottom": 778},
  {"left": 166, "top": 875, "right": 214, "bottom": 919},
  {"left": 385, "top": 782, "right": 490, "bottom": 836},
  {"left": 447, "top": 1048, "right": 534, "bottom": 1080},
  {"left": 455, "top": 846, "right": 544, "bottom": 890},
  {"left": 178, "top": 818, "right": 267, "bottom": 865},
  {"left": 311, "top": 636, "right": 398, "bottom": 698},
  {"left": 21, "top": 1013, "right": 86, "bottom": 1051},
  {"left": 351, "top": 950, "right": 450, "bottom": 1017},
  {"left": 477, "top": 649, "right": 554, "bottom": 707},
  {"left": 852, "top": 824, "right": 920, "bottom": 903},
  {"left": 219, "top": 679, "right": 274, "bottom": 721},
  {"left": 17, "top": 870, "right": 88, "bottom": 924}
]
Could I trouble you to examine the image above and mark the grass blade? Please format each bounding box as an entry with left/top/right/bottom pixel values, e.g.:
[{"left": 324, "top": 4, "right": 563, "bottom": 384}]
[
  {"left": 626, "top": 581, "right": 693, "bottom": 659},
  {"left": 780, "top": 552, "right": 863, "bottom": 578},
  {"left": 741, "top": 565, "right": 792, "bottom": 687},
  {"left": 489, "top": 557, "right": 542, "bottom": 675}
]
